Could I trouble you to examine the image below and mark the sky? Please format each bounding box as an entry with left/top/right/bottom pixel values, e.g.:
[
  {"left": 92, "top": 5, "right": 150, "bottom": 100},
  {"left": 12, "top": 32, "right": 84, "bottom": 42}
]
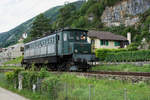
[{"left": 0, "top": 0, "right": 78, "bottom": 33}]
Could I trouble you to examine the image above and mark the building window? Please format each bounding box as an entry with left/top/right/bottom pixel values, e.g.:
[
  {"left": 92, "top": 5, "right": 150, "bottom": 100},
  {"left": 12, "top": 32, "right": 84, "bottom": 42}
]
[
  {"left": 114, "top": 41, "right": 120, "bottom": 46},
  {"left": 100, "top": 40, "right": 109, "bottom": 46}
]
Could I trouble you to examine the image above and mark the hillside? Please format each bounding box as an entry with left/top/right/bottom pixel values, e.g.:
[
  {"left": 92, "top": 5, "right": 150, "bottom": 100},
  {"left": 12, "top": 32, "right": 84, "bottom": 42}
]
[
  {"left": 0, "top": 1, "right": 84, "bottom": 48},
  {"left": 1, "top": 0, "right": 150, "bottom": 48},
  {"left": 52, "top": 0, "right": 150, "bottom": 48}
]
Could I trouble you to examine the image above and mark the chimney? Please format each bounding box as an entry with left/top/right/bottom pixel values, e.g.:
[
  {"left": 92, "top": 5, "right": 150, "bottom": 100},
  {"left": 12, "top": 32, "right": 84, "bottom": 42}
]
[{"left": 127, "top": 32, "right": 131, "bottom": 44}]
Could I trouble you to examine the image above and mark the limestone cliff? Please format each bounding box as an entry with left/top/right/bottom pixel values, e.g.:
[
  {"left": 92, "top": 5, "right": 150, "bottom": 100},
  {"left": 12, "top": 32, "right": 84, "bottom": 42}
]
[{"left": 101, "top": 0, "right": 150, "bottom": 27}]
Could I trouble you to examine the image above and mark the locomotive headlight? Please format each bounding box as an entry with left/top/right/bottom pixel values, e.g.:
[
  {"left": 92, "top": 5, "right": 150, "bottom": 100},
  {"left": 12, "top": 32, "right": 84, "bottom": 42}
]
[{"left": 75, "top": 49, "right": 78, "bottom": 53}]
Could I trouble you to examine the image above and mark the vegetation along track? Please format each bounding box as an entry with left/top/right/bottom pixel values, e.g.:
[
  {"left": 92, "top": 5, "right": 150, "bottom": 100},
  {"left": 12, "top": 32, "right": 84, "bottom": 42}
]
[
  {"left": 0, "top": 69, "right": 14, "bottom": 73},
  {"left": 1, "top": 68, "right": 150, "bottom": 77}
]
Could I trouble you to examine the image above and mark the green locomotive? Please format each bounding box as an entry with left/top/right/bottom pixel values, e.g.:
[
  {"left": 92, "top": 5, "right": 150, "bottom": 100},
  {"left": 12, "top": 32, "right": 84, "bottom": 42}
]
[{"left": 23, "top": 28, "right": 94, "bottom": 71}]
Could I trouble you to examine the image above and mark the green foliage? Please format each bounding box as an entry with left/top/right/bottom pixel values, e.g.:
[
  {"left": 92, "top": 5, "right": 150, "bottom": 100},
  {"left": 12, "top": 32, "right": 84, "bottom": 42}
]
[
  {"left": 39, "top": 68, "right": 49, "bottom": 78},
  {"left": 140, "top": 15, "right": 150, "bottom": 42},
  {"left": 41, "top": 75, "right": 59, "bottom": 98},
  {"left": 24, "top": 14, "right": 52, "bottom": 43},
  {"left": 96, "top": 48, "right": 150, "bottom": 62},
  {"left": 1, "top": 70, "right": 150, "bottom": 100},
  {"left": 92, "top": 64, "right": 150, "bottom": 72},
  {"left": 127, "top": 43, "right": 139, "bottom": 51},
  {"left": 4, "top": 56, "right": 23, "bottom": 65},
  {"left": 105, "top": 50, "right": 150, "bottom": 62},
  {"left": 5, "top": 72, "right": 15, "bottom": 83},
  {"left": 5, "top": 68, "right": 21, "bottom": 84},
  {"left": 20, "top": 71, "right": 38, "bottom": 89},
  {"left": 71, "top": 16, "right": 88, "bottom": 28},
  {"left": 95, "top": 48, "right": 127, "bottom": 61}
]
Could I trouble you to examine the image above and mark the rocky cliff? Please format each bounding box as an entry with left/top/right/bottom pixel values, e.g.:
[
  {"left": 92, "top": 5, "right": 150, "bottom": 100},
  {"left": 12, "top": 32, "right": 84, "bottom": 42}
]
[{"left": 101, "top": 0, "right": 150, "bottom": 27}]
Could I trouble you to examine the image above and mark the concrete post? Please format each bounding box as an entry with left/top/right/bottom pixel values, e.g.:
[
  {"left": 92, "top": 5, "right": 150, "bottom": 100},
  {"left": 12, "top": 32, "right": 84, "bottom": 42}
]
[{"left": 18, "top": 74, "right": 23, "bottom": 91}]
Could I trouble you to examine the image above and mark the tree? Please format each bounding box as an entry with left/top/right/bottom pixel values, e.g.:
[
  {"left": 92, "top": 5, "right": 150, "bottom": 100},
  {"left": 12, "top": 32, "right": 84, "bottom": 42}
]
[
  {"left": 56, "top": 3, "right": 76, "bottom": 28},
  {"left": 24, "top": 14, "right": 51, "bottom": 43}
]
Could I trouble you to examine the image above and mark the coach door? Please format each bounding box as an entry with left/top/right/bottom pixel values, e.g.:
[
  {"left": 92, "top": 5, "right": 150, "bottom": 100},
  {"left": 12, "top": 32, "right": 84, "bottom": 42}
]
[
  {"left": 62, "top": 32, "right": 69, "bottom": 55},
  {"left": 57, "top": 32, "right": 63, "bottom": 55}
]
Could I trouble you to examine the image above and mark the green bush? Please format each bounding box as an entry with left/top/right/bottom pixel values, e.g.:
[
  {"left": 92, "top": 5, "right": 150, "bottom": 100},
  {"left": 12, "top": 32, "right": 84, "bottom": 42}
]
[
  {"left": 41, "top": 75, "right": 60, "bottom": 98},
  {"left": 95, "top": 48, "right": 127, "bottom": 61},
  {"left": 96, "top": 48, "right": 150, "bottom": 62},
  {"left": 127, "top": 43, "right": 139, "bottom": 51},
  {"left": 5, "top": 68, "right": 21, "bottom": 86},
  {"left": 4, "top": 56, "right": 23, "bottom": 65},
  {"left": 105, "top": 50, "right": 150, "bottom": 62},
  {"left": 20, "top": 71, "right": 39, "bottom": 89}
]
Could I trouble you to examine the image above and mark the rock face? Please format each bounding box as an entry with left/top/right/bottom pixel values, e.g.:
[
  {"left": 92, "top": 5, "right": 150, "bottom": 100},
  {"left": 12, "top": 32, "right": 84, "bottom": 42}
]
[{"left": 101, "top": 0, "right": 150, "bottom": 27}]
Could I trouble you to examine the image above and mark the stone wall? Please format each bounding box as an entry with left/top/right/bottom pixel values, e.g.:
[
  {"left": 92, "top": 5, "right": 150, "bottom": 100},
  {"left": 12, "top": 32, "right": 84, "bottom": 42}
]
[
  {"left": 101, "top": 0, "right": 150, "bottom": 27},
  {"left": 76, "top": 73, "right": 150, "bottom": 83}
]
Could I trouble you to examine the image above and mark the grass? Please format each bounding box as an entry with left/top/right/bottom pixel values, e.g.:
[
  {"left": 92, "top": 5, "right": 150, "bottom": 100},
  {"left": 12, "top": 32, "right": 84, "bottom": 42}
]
[
  {"left": 56, "top": 74, "right": 150, "bottom": 100},
  {"left": 0, "top": 66, "right": 24, "bottom": 70},
  {"left": 4, "top": 56, "right": 23, "bottom": 65},
  {"left": 0, "top": 73, "right": 49, "bottom": 100},
  {"left": 0, "top": 71, "right": 150, "bottom": 100},
  {"left": 92, "top": 64, "right": 150, "bottom": 72}
]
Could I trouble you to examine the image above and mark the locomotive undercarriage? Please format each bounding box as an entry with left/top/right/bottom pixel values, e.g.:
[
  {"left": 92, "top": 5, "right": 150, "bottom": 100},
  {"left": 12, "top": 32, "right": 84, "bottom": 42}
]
[{"left": 23, "top": 55, "right": 91, "bottom": 71}]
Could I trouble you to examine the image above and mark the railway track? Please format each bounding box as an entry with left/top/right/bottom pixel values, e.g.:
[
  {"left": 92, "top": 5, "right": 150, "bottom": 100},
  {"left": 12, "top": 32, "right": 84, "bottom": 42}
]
[{"left": 83, "top": 71, "right": 150, "bottom": 77}]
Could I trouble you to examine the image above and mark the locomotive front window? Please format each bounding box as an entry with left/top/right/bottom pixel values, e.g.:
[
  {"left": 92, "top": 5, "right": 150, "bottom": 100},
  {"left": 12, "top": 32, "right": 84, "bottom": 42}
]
[
  {"left": 75, "top": 31, "right": 87, "bottom": 42},
  {"left": 64, "top": 31, "right": 87, "bottom": 42}
]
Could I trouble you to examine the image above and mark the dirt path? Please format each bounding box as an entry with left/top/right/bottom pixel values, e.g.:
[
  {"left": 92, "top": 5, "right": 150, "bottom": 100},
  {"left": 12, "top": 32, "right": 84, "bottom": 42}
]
[{"left": 0, "top": 87, "right": 29, "bottom": 100}]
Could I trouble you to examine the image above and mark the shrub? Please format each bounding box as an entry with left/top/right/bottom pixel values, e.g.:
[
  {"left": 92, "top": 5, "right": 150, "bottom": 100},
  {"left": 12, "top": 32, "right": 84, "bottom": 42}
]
[
  {"left": 20, "top": 71, "right": 38, "bottom": 89},
  {"left": 95, "top": 48, "right": 127, "bottom": 61},
  {"left": 105, "top": 50, "right": 150, "bottom": 62},
  {"left": 127, "top": 43, "right": 139, "bottom": 51},
  {"left": 41, "top": 75, "right": 60, "bottom": 98},
  {"left": 5, "top": 68, "right": 21, "bottom": 87}
]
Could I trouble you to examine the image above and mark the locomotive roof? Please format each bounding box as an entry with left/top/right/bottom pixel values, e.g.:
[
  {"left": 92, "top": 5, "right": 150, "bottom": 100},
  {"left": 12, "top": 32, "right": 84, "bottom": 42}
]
[
  {"left": 62, "top": 28, "right": 88, "bottom": 32},
  {"left": 25, "top": 34, "right": 56, "bottom": 46},
  {"left": 25, "top": 28, "right": 88, "bottom": 46}
]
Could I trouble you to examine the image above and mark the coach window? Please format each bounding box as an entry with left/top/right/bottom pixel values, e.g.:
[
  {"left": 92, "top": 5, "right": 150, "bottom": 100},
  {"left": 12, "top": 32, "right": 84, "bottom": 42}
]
[
  {"left": 53, "top": 37, "right": 55, "bottom": 42},
  {"left": 46, "top": 39, "right": 49, "bottom": 45},
  {"left": 50, "top": 38, "right": 52, "bottom": 43},
  {"left": 48, "top": 38, "right": 50, "bottom": 43},
  {"left": 43, "top": 40, "right": 46, "bottom": 46},
  {"left": 52, "top": 37, "right": 53, "bottom": 43}
]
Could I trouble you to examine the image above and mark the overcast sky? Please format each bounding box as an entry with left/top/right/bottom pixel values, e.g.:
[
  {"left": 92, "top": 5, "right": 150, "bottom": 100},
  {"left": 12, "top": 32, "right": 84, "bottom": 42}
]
[{"left": 0, "top": 0, "right": 78, "bottom": 33}]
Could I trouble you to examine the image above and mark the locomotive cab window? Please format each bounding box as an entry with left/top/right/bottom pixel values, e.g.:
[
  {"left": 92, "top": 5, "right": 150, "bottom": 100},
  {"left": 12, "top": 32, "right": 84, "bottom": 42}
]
[
  {"left": 75, "top": 31, "right": 87, "bottom": 42},
  {"left": 63, "top": 33, "right": 67, "bottom": 41}
]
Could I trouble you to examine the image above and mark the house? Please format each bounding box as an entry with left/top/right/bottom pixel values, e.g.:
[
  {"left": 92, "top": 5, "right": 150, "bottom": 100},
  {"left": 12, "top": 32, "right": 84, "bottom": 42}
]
[{"left": 87, "top": 30, "right": 129, "bottom": 51}]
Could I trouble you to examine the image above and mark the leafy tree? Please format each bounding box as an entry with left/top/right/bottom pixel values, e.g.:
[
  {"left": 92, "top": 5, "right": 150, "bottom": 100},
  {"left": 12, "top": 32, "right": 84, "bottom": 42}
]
[
  {"left": 71, "top": 16, "right": 88, "bottom": 28},
  {"left": 24, "top": 14, "right": 51, "bottom": 43},
  {"left": 56, "top": 3, "right": 76, "bottom": 28}
]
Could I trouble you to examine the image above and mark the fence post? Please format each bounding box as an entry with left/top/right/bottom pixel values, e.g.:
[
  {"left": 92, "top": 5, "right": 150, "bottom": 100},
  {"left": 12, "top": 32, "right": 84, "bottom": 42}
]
[
  {"left": 93, "top": 86, "right": 95, "bottom": 99},
  {"left": 124, "top": 88, "right": 127, "bottom": 100},
  {"left": 18, "top": 74, "right": 23, "bottom": 91},
  {"left": 32, "top": 84, "right": 36, "bottom": 93},
  {"left": 89, "top": 84, "right": 91, "bottom": 100},
  {"left": 65, "top": 83, "right": 68, "bottom": 100}
]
